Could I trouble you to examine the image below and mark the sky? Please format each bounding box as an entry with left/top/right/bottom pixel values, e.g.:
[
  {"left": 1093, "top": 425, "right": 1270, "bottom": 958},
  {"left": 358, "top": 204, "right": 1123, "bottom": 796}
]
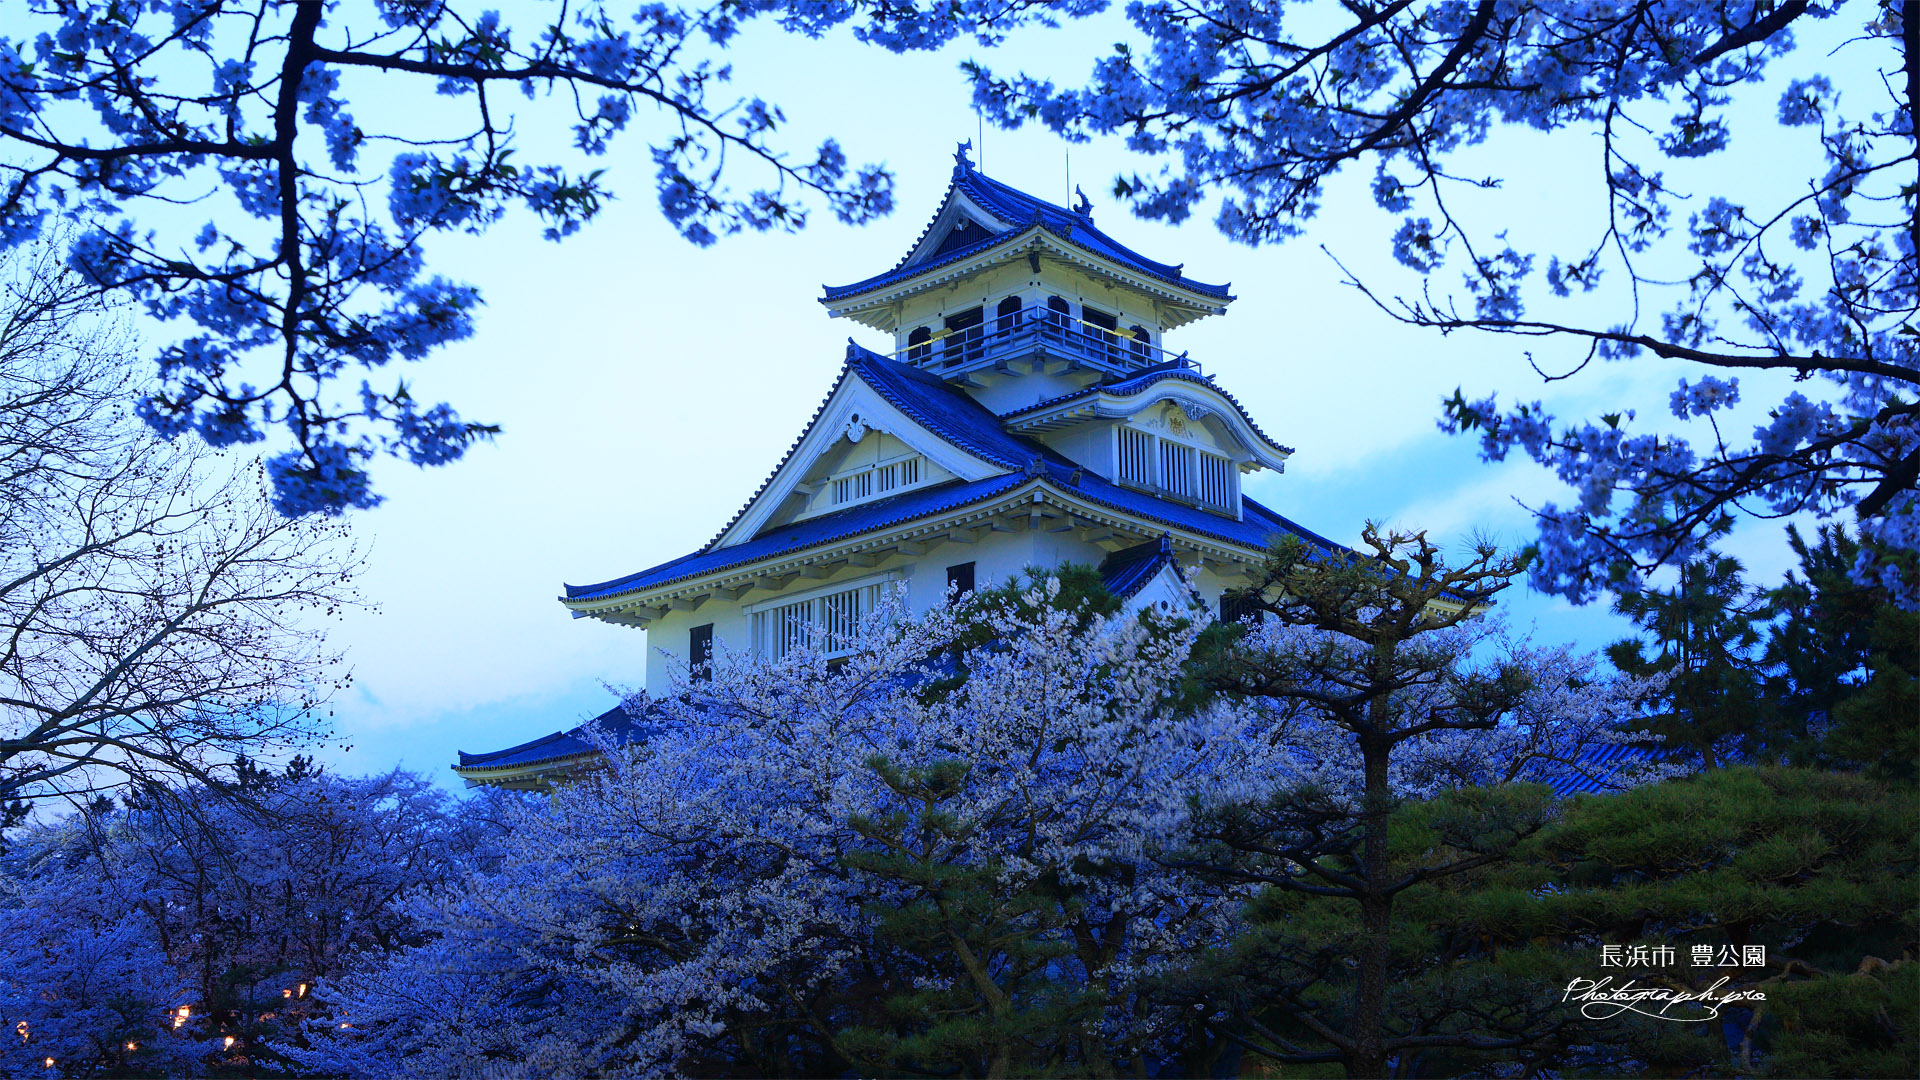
[{"left": 161, "top": 4, "right": 1875, "bottom": 788}]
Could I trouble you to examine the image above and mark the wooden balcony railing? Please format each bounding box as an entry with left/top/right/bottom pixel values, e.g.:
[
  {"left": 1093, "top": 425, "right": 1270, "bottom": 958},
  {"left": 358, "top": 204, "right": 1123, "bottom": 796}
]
[{"left": 893, "top": 307, "right": 1202, "bottom": 380}]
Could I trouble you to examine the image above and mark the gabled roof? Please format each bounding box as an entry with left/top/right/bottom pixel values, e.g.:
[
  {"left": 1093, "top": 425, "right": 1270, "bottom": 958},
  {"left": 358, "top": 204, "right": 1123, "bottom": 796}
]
[
  {"left": 850, "top": 345, "right": 1066, "bottom": 471},
  {"left": 1099, "top": 536, "right": 1183, "bottom": 600},
  {"left": 822, "top": 145, "right": 1232, "bottom": 304},
  {"left": 697, "top": 342, "right": 1058, "bottom": 553}
]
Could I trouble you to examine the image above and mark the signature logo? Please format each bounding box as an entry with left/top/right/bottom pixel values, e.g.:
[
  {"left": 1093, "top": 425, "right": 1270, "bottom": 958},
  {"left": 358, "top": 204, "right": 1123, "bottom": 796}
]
[{"left": 1562, "top": 975, "right": 1766, "bottom": 1021}]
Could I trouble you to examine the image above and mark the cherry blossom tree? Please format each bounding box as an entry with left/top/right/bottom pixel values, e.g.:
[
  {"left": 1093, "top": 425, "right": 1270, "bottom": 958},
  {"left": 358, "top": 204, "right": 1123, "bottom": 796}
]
[
  {"left": 855, "top": 1, "right": 1919, "bottom": 606},
  {"left": 298, "top": 562, "right": 1656, "bottom": 1077},
  {"left": 299, "top": 586, "right": 1264, "bottom": 1075},
  {"left": 0, "top": 245, "right": 359, "bottom": 806},
  {"left": 0, "top": 763, "right": 479, "bottom": 1077},
  {"left": 0, "top": 0, "right": 905, "bottom": 515}
]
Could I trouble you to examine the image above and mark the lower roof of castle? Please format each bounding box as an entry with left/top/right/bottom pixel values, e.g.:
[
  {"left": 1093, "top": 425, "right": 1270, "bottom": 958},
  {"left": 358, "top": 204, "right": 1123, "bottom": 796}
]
[{"left": 563, "top": 344, "right": 1335, "bottom": 606}]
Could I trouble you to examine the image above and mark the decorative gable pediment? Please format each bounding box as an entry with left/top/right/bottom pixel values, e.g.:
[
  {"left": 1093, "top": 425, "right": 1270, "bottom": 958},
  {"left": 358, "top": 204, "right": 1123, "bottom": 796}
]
[
  {"left": 710, "top": 366, "right": 1008, "bottom": 550},
  {"left": 1125, "top": 398, "right": 1245, "bottom": 458},
  {"left": 898, "top": 190, "right": 1013, "bottom": 270}
]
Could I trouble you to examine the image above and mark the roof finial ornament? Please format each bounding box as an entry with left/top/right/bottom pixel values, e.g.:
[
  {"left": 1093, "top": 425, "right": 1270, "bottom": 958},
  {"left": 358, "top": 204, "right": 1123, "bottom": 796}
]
[
  {"left": 1073, "top": 184, "right": 1093, "bottom": 217},
  {"left": 953, "top": 139, "right": 975, "bottom": 177}
]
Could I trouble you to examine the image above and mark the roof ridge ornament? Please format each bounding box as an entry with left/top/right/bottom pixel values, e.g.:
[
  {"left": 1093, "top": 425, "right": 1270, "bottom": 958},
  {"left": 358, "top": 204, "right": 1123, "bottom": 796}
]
[
  {"left": 1073, "top": 184, "right": 1093, "bottom": 218},
  {"left": 953, "top": 139, "right": 974, "bottom": 178}
]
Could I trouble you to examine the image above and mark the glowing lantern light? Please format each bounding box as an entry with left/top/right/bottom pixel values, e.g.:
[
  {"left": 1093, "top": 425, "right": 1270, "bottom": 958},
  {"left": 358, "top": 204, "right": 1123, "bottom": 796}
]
[
  {"left": 223, "top": 1036, "right": 236, "bottom": 1050},
  {"left": 42, "top": 1057, "right": 52, "bottom": 1069},
  {"left": 125, "top": 1042, "right": 137, "bottom": 1052}
]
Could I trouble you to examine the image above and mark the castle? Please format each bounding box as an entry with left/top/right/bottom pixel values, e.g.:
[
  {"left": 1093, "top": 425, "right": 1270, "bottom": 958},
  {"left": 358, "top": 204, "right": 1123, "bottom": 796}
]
[{"left": 455, "top": 145, "right": 1344, "bottom": 789}]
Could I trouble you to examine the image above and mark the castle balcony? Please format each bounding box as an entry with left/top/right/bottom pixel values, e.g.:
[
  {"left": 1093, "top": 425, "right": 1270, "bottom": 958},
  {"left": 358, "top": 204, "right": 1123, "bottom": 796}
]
[{"left": 892, "top": 307, "right": 1203, "bottom": 384}]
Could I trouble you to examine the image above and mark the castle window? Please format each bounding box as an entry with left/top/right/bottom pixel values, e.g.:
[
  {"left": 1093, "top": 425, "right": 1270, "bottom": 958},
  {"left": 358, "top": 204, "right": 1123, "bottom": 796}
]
[
  {"left": 1159, "top": 440, "right": 1195, "bottom": 499},
  {"left": 831, "top": 454, "right": 924, "bottom": 508},
  {"left": 1219, "top": 590, "right": 1259, "bottom": 625},
  {"left": 874, "top": 455, "right": 919, "bottom": 494},
  {"left": 943, "top": 307, "right": 983, "bottom": 368},
  {"left": 906, "top": 326, "right": 932, "bottom": 363},
  {"left": 688, "top": 623, "right": 714, "bottom": 682},
  {"left": 1046, "top": 295, "right": 1072, "bottom": 330},
  {"left": 1081, "top": 306, "right": 1122, "bottom": 363},
  {"left": 996, "top": 296, "right": 1023, "bottom": 336},
  {"left": 1198, "top": 451, "right": 1234, "bottom": 509},
  {"left": 1118, "top": 427, "right": 1155, "bottom": 487},
  {"left": 1129, "top": 325, "right": 1153, "bottom": 363},
  {"left": 946, "top": 561, "right": 975, "bottom": 603},
  {"left": 752, "top": 578, "right": 893, "bottom": 660},
  {"left": 832, "top": 470, "right": 872, "bottom": 504}
]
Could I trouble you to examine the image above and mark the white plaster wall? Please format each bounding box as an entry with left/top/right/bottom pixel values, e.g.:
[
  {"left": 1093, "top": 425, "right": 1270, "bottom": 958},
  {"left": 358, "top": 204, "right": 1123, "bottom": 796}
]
[
  {"left": 890, "top": 259, "right": 1169, "bottom": 354},
  {"left": 963, "top": 368, "right": 1100, "bottom": 415},
  {"left": 782, "top": 432, "right": 959, "bottom": 522},
  {"left": 636, "top": 523, "right": 1121, "bottom": 695},
  {"left": 1037, "top": 421, "right": 1117, "bottom": 478}
]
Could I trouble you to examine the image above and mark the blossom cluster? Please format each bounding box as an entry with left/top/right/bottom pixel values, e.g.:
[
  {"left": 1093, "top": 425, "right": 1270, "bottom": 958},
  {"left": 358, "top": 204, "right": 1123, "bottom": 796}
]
[
  {"left": 0, "top": 1, "right": 894, "bottom": 515},
  {"left": 847, "top": 1, "right": 1920, "bottom": 607},
  {"left": 296, "top": 579, "right": 1658, "bottom": 1076}
]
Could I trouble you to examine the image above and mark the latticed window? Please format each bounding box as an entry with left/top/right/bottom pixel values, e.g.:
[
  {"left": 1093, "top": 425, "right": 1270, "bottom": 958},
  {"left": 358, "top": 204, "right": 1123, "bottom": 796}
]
[
  {"left": 754, "top": 581, "right": 889, "bottom": 659},
  {"left": 1198, "top": 451, "right": 1233, "bottom": 509},
  {"left": 832, "top": 471, "right": 872, "bottom": 504},
  {"left": 1118, "top": 427, "right": 1155, "bottom": 487},
  {"left": 832, "top": 454, "right": 922, "bottom": 506},
  {"left": 875, "top": 456, "right": 919, "bottom": 494},
  {"left": 1159, "top": 441, "right": 1195, "bottom": 499},
  {"left": 1118, "top": 426, "right": 1236, "bottom": 513}
]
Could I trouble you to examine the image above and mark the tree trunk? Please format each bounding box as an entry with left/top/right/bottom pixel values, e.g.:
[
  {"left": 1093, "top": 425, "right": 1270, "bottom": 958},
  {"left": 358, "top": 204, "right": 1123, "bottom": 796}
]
[{"left": 1349, "top": 729, "right": 1394, "bottom": 1079}]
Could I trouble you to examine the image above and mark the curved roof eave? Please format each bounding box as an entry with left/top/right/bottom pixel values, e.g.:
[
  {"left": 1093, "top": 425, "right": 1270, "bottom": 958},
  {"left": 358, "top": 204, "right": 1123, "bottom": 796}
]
[
  {"left": 1004, "top": 366, "right": 1295, "bottom": 458},
  {"left": 821, "top": 222, "right": 1233, "bottom": 307}
]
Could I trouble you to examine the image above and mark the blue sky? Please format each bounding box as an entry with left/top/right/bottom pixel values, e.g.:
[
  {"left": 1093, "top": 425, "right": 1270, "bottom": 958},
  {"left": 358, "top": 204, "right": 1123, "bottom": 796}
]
[{"left": 247, "top": 5, "right": 1873, "bottom": 787}]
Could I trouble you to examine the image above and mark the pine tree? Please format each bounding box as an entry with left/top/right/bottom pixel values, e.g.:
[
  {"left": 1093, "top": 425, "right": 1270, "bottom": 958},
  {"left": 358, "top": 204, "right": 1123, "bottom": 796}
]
[
  {"left": 1761, "top": 526, "right": 1920, "bottom": 784},
  {"left": 1191, "top": 525, "right": 1647, "bottom": 1077},
  {"left": 1606, "top": 553, "right": 1771, "bottom": 768}
]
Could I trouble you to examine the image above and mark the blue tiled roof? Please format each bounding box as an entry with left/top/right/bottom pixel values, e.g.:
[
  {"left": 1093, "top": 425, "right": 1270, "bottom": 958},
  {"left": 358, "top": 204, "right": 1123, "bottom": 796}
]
[
  {"left": 456, "top": 703, "right": 662, "bottom": 771},
  {"left": 1099, "top": 536, "right": 1180, "bottom": 599},
  {"left": 850, "top": 346, "right": 1075, "bottom": 473},
  {"left": 692, "top": 343, "right": 1073, "bottom": 555},
  {"left": 1004, "top": 360, "right": 1295, "bottom": 455},
  {"left": 1072, "top": 468, "right": 1341, "bottom": 557},
  {"left": 1543, "top": 742, "right": 1670, "bottom": 799},
  {"left": 564, "top": 474, "right": 1029, "bottom": 601},
  {"left": 822, "top": 158, "right": 1232, "bottom": 303}
]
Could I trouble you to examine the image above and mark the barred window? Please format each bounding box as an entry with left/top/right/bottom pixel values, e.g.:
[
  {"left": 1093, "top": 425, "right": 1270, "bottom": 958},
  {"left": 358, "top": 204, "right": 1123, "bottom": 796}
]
[
  {"left": 1159, "top": 440, "right": 1195, "bottom": 499},
  {"left": 1118, "top": 427, "right": 1155, "bottom": 487},
  {"left": 1198, "top": 451, "right": 1234, "bottom": 509},
  {"left": 755, "top": 582, "right": 888, "bottom": 659},
  {"left": 833, "top": 455, "right": 922, "bottom": 506}
]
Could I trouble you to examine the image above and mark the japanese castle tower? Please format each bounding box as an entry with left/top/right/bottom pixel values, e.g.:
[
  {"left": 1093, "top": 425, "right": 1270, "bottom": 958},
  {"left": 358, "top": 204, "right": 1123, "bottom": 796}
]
[{"left": 455, "top": 145, "right": 1343, "bottom": 789}]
